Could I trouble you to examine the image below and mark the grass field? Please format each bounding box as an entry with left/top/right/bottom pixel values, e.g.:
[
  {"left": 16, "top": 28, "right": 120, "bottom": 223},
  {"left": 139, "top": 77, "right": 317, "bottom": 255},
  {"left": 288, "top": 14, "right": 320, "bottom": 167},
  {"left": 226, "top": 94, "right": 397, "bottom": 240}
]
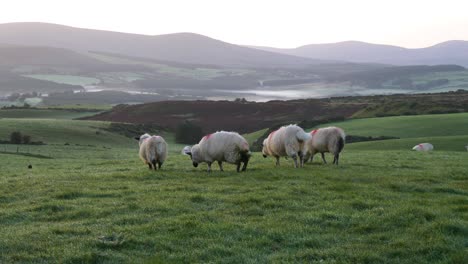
[
  {"left": 0, "top": 114, "right": 467, "bottom": 263},
  {"left": 0, "top": 144, "right": 467, "bottom": 263},
  {"left": 307, "top": 112, "right": 468, "bottom": 152},
  {"left": 0, "top": 109, "right": 99, "bottom": 119},
  {"left": 0, "top": 119, "right": 133, "bottom": 147}
]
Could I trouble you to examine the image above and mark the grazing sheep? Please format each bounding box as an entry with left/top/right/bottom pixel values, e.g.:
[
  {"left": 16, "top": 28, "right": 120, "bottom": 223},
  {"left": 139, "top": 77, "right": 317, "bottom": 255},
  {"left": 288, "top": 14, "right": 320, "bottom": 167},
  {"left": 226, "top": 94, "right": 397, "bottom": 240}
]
[
  {"left": 134, "top": 133, "right": 168, "bottom": 170},
  {"left": 304, "top": 127, "right": 345, "bottom": 165},
  {"left": 184, "top": 131, "right": 251, "bottom": 172},
  {"left": 262, "top": 124, "right": 311, "bottom": 168},
  {"left": 412, "top": 143, "right": 434, "bottom": 151}
]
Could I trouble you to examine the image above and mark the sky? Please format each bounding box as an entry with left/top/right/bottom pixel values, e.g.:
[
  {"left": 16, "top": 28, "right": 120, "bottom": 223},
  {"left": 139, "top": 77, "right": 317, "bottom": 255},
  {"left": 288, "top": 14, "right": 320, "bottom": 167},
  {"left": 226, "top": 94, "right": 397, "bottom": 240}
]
[{"left": 1, "top": 0, "right": 467, "bottom": 48}]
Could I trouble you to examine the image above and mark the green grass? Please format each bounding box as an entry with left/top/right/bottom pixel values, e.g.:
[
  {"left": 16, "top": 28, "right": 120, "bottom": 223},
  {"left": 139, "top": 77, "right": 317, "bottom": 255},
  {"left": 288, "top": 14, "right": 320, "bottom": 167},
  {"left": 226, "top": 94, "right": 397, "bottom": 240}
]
[
  {"left": 23, "top": 74, "right": 100, "bottom": 86},
  {"left": 243, "top": 128, "right": 268, "bottom": 145},
  {"left": 0, "top": 119, "right": 133, "bottom": 147},
  {"left": 0, "top": 146, "right": 466, "bottom": 263},
  {"left": 0, "top": 115, "right": 466, "bottom": 262},
  {"left": 307, "top": 112, "right": 468, "bottom": 152},
  {"left": 0, "top": 109, "right": 99, "bottom": 119},
  {"left": 313, "top": 112, "right": 468, "bottom": 138}
]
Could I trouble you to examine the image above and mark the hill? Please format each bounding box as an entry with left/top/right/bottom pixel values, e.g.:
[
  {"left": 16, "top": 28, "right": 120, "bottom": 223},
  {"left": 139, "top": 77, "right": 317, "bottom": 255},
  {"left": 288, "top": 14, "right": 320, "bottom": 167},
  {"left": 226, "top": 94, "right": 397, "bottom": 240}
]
[
  {"left": 85, "top": 90, "right": 468, "bottom": 134},
  {"left": 251, "top": 40, "right": 468, "bottom": 67},
  {"left": 309, "top": 112, "right": 468, "bottom": 152},
  {"left": 0, "top": 22, "right": 323, "bottom": 68}
]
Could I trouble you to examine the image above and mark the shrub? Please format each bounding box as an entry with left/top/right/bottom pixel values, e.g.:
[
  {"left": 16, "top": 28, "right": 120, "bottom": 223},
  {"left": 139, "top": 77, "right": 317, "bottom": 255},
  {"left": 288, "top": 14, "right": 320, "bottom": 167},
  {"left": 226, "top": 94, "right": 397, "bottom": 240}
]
[
  {"left": 10, "top": 131, "right": 23, "bottom": 144},
  {"left": 175, "top": 121, "right": 204, "bottom": 144}
]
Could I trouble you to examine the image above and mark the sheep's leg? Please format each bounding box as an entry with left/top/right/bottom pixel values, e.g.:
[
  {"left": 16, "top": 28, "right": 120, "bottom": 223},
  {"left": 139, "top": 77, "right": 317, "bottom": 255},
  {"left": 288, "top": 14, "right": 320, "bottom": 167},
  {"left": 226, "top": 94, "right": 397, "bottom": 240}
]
[
  {"left": 147, "top": 163, "right": 153, "bottom": 170},
  {"left": 302, "top": 152, "right": 310, "bottom": 164},
  {"left": 236, "top": 162, "right": 241, "bottom": 172},
  {"left": 218, "top": 161, "right": 224, "bottom": 172},
  {"left": 321, "top": 153, "right": 327, "bottom": 164},
  {"left": 158, "top": 162, "right": 163, "bottom": 169},
  {"left": 207, "top": 162, "right": 212, "bottom": 173},
  {"left": 275, "top": 156, "right": 280, "bottom": 166},
  {"left": 298, "top": 151, "right": 304, "bottom": 168},
  {"left": 152, "top": 160, "right": 157, "bottom": 170},
  {"left": 241, "top": 159, "right": 248, "bottom": 172},
  {"left": 333, "top": 154, "right": 339, "bottom": 165},
  {"left": 292, "top": 154, "right": 298, "bottom": 168}
]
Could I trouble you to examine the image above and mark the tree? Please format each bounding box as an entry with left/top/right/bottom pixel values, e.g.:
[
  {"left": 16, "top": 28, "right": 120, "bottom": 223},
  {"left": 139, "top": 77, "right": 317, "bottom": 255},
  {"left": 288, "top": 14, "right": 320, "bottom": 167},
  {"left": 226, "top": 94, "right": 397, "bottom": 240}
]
[
  {"left": 22, "top": 135, "right": 31, "bottom": 144},
  {"left": 175, "top": 121, "right": 204, "bottom": 144},
  {"left": 10, "top": 131, "right": 23, "bottom": 144}
]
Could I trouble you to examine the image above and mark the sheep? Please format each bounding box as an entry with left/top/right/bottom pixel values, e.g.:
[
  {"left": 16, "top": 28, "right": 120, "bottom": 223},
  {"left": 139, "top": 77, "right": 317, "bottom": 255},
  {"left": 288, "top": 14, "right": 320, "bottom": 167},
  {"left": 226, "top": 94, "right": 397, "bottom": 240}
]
[
  {"left": 262, "top": 124, "right": 311, "bottom": 168},
  {"left": 184, "top": 131, "right": 251, "bottom": 172},
  {"left": 134, "top": 133, "right": 168, "bottom": 170},
  {"left": 412, "top": 143, "right": 433, "bottom": 151},
  {"left": 304, "top": 126, "right": 345, "bottom": 165}
]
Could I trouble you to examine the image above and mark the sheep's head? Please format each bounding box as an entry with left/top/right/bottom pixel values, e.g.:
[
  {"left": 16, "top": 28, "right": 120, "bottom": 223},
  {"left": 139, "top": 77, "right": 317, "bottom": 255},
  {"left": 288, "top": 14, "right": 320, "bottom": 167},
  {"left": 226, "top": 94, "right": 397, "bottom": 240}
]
[
  {"left": 261, "top": 138, "right": 268, "bottom": 158},
  {"left": 134, "top": 133, "right": 151, "bottom": 146},
  {"left": 185, "top": 144, "right": 202, "bottom": 167}
]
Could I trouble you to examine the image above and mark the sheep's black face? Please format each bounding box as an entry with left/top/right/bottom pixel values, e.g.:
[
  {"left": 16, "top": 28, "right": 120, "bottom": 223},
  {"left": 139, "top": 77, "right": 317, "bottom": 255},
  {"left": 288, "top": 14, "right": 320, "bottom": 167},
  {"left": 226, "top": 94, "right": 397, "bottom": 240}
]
[
  {"left": 193, "top": 162, "right": 199, "bottom": 167},
  {"left": 263, "top": 154, "right": 267, "bottom": 158}
]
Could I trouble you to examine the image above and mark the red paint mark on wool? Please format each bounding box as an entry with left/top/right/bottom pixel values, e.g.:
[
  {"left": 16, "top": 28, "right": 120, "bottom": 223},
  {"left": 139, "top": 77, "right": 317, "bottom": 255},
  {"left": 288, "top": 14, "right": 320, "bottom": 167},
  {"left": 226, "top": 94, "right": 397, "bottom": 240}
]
[
  {"left": 242, "top": 142, "right": 249, "bottom": 150},
  {"left": 310, "top": 129, "right": 318, "bottom": 136},
  {"left": 268, "top": 130, "right": 276, "bottom": 140},
  {"left": 418, "top": 144, "right": 423, "bottom": 149},
  {"left": 203, "top": 133, "right": 213, "bottom": 140}
]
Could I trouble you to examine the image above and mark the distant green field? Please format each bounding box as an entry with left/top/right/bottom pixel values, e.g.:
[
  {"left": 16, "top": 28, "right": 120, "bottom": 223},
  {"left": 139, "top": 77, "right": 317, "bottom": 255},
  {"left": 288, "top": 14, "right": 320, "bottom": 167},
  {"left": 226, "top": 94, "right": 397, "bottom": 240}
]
[
  {"left": 243, "top": 128, "right": 268, "bottom": 145},
  {"left": 24, "top": 74, "right": 100, "bottom": 86},
  {"left": 306, "top": 113, "right": 468, "bottom": 151},
  {"left": 347, "top": 135, "right": 468, "bottom": 152},
  {"left": 311, "top": 112, "right": 468, "bottom": 138},
  {"left": 0, "top": 109, "right": 98, "bottom": 119},
  {"left": 0, "top": 118, "right": 184, "bottom": 153},
  {"left": 0, "top": 119, "right": 133, "bottom": 147}
]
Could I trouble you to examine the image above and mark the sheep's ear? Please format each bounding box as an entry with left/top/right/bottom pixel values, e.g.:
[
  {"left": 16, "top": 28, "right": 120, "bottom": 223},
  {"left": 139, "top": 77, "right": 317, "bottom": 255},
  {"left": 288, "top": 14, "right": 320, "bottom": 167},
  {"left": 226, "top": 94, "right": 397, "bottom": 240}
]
[
  {"left": 186, "top": 152, "right": 192, "bottom": 157},
  {"left": 134, "top": 136, "right": 140, "bottom": 141}
]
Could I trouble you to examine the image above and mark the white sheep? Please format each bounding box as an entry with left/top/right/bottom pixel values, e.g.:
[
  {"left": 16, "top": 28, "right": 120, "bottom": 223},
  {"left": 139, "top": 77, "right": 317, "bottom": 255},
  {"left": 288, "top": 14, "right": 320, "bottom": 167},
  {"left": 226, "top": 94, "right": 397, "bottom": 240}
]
[
  {"left": 184, "top": 131, "right": 251, "bottom": 172},
  {"left": 412, "top": 143, "right": 434, "bottom": 151},
  {"left": 262, "top": 124, "right": 311, "bottom": 168},
  {"left": 304, "top": 126, "right": 345, "bottom": 165},
  {"left": 134, "top": 133, "right": 168, "bottom": 170}
]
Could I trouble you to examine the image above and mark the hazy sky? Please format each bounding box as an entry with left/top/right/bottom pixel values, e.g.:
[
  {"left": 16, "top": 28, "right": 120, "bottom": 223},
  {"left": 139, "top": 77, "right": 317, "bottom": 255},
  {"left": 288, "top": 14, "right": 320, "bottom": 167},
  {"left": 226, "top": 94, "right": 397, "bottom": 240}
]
[{"left": 1, "top": 0, "right": 467, "bottom": 48}]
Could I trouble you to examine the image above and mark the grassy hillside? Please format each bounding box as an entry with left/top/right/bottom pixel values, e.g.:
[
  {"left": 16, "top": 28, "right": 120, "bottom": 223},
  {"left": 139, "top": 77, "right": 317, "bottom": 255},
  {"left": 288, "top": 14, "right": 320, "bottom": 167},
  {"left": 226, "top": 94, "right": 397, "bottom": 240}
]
[
  {"left": 347, "top": 135, "right": 468, "bottom": 152},
  {"left": 0, "top": 119, "right": 134, "bottom": 147},
  {"left": 0, "top": 146, "right": 466, "bottom": 263},
  {"left": 0, "top": 109, "right": 99, "bottom": 119},
  {"left": 306, "top": 112, "right": 468, "bottom": 152},
  {"left": 312, "top": 112, "right": 468, "bottom": 138}
]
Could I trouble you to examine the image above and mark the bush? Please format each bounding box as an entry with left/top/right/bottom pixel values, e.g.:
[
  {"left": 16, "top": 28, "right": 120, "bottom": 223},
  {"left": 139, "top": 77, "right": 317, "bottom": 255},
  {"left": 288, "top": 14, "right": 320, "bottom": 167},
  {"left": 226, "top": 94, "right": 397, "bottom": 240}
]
[
  {"left": 10, "top": 131, "right": 23, "bottom": 144},
  {"left": 22, "top": 135, "right": 31, "bottom": 144},
  {"left": 175, "top": 121, "right": 204, "bottom": 144}
]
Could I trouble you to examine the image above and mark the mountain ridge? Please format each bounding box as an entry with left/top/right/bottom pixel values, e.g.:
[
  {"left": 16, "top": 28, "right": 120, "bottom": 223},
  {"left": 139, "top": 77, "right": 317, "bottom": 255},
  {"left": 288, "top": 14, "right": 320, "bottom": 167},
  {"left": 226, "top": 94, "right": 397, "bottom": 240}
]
[{"left": 0, "top": 22, "right": 325, "bottom": 68}]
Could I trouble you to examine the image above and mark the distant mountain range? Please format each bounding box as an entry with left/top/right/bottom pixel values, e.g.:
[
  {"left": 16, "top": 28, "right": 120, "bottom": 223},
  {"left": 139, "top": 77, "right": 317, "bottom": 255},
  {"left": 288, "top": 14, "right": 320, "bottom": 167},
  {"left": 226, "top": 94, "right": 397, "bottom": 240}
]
[
  {"left": 0, "top": 22, "right": 467, "bottom": 100},
  {"left": 0, "top": 22, "right": 323, "bottom": 68},
  {"left": 1, "top": 22, "right": 467, "bottom": 67},
  {"left": 250, "top": 40, "right": 468, "bottom": 67}
]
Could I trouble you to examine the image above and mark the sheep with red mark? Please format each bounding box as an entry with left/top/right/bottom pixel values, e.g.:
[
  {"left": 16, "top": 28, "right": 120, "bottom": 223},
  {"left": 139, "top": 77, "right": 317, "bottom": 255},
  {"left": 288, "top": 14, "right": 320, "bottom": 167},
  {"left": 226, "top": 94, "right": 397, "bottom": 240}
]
[
  {"left": 134, "top": 133, "right": 168, "bottom": 170},
  {"left": 262, "top": 124, "right": 311, "bottom": 168},
  {"left": 184, "top": 131, "right": 251, "bottom": 172},
  {"left": 304, "top": 126, "right": 345, "bottom": 165},
  {"left": 412, "top": 143, "right": 434, "bottom": 151}
]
